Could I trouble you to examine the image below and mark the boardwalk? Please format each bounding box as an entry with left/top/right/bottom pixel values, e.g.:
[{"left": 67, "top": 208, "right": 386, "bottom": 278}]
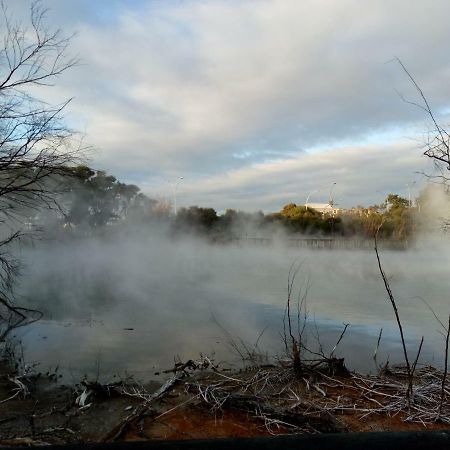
[{"left": 230, "top": 237, "right": 408, "bottom": 250}]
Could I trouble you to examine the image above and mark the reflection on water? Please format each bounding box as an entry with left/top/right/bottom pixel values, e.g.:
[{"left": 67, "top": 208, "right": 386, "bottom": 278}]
[{"left": 15, "top": 233, "right": 450, "bottom": 380}]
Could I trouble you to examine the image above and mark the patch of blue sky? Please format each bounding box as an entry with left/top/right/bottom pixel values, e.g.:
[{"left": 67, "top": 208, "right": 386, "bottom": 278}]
[
  {"left": 305, "top": 124, "right": 421, "bottom": 156},
  {"left": 51, "top": 0, "right": 150, "bottom": 28},
  {"left": 97, "top": 170, "right": 167, "bottom": 194},
  {"left": 232, "top": 150, "right": 253, "bottom": 160},
  {"left": 232, "top": 146, "right": 299, "bottom": 163},
  {"left": 230, "top": 125, "right": 419, "bottom": 165},
  {"left": 93, "top": 0, "right": 146, "bottom": 20},
  {"left": 434, "top": 106, "right": 450, "bottom": 118},
  {"left": 49, "top": 1, "right": 122, "bottom": 27}
]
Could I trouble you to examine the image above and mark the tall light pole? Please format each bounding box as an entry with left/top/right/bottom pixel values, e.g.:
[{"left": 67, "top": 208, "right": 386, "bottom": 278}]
[
  {"left": 328, "top": 182, "right": 337, "bottom": 207},
  {"left": 168, "top": 177, "right": 184, "bottom": 215},
  {"left": 406, "top": 181, "right": 416, "bottom": 208},
  {"left": 305, "top": 189, "right": 318, "bottom": 211}
]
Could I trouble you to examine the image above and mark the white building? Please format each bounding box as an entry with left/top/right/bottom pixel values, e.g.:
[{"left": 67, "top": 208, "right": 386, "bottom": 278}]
[{"left": 306, "top": 203, "right": 341, "bottom": 216}]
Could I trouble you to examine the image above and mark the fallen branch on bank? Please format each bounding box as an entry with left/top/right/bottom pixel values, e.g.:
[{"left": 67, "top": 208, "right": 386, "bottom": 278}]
[
  {"left": 140, "top": 359, "right": 450, "bottom": 437},
  {"left": 101, "top": 373, "right": 182, "bottom": 442},
  {"left": 102, "top": 355, "right": 217, "bottom": 442}
]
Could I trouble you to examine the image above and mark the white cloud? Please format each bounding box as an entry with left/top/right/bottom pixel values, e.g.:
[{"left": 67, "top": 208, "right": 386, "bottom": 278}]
[
  {"left": 13, "top": 0, "right": 450, "bottom": 209},
  {"left": 158, "top": 140, "right": 427, "bottom": 211}
]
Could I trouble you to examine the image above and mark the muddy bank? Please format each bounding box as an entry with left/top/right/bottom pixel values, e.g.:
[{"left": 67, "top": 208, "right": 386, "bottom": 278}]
[
  {"left": 0, "top": 361, "right": 159, "bottom": 445},
  {"left": 1, "top": 355, "right": 450, "bottom": 446}
]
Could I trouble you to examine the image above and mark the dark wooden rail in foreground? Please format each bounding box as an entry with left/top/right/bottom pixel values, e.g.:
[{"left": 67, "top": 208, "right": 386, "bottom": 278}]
[
  {"left": 231, "top": 237, "right": 409, "bottom": 250},
  {"left": 4, "top": 431, "right": 449, "bottom": 450}
]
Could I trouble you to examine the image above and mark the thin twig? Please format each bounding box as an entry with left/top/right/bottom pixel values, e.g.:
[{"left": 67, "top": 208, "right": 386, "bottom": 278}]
[
  {"left": 438, "top": 315, "right": 450, "bottom": 417},
  {"left": 374, "top": 224, "right": 412, "bottom": 399}
]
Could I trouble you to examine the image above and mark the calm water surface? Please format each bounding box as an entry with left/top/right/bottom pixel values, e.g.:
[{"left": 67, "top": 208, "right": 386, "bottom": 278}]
[{"left": 14, "top": 234, "right": 450, "bottom": 381}]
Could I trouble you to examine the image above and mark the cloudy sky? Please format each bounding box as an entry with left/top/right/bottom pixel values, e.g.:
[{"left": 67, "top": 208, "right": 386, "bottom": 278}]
[{"left": 11, "top": 0, "right": 450, "bottom": 211}]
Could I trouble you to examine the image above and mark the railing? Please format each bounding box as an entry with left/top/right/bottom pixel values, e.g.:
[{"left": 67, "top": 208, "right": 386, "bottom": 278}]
[{"left": 230, "top": 237, "right": 408, "bottom": 250}]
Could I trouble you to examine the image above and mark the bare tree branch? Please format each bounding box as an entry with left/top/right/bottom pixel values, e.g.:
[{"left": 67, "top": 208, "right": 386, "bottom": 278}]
[
  {"left": 374, "top": 223, "right": 413, "bottom": 400},
  {"left": 395, "top": 58, "right": 450, "bottom": 180},
  {"left": 0, "top": 1, "right": 83, "bottom": 338}
]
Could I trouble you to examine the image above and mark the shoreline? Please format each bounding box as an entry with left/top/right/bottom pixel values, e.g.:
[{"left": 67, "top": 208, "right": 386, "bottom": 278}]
[{"left": 1, "top": 354, "right": 450, "bottom": 446}]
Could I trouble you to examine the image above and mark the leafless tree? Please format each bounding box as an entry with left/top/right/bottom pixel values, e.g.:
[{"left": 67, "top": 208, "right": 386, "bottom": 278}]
[
  {"left": 0, "top": 1, "right": 82, "bottom": 337},
  {"left": 395, "top": 58, "right": 450, "bottom": 183}
]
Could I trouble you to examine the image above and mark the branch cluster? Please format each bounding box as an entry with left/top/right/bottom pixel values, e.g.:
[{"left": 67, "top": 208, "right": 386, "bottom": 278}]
[{"left": 0, "top": 1, "right": 81, "bottom": 337}]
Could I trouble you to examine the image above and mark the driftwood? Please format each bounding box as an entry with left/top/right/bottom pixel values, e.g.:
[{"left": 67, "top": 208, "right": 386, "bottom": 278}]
[
  {"left": 219, "top": 393, "right": 347, "bottom": 433},
  {"left": 179, "top": 360, "right": 450, "bottom": 435},
  {"left": 102, "top": 372, "right": 184, "bottom": 442},
  {"left": 0, "top": 375, "right": 30, "bottom": 404}
]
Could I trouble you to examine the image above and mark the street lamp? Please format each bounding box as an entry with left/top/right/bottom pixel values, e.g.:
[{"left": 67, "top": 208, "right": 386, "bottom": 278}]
[
  {"left": 168, "top": 177, "right": 184, "bottom": 215},
  {"left": 406, "top": 181, "right": 416, "bottom": 208},
  {"left": 305, "top": 189, "right": 319, "bottom": 211},
  {"left": 328, "top": 182, "right": 337, "bottom": 207}
]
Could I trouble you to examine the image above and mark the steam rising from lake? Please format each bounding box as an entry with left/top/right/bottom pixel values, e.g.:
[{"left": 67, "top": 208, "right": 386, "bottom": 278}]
[{"left": 14, "top": 227, "right": 450, "bottom": 380}]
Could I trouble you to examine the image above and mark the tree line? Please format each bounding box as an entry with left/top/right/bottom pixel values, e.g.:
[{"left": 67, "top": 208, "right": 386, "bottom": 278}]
[
  {"left": 169, "top": 192, "right": 417, "bottom": 241},
  {"left": 42, "top": 165, "right": 420, "bottom": 242}
]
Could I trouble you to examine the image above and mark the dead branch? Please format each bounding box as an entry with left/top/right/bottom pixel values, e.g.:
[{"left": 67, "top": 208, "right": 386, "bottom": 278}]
[
  {"left": 374, "top": 224, "right": 412, "bottom": 399},
  {"left": 395, "top": 58, "right": 450, "bottom": 179},
  {"left": 373, "top": 328, "right": 383, "bottom": 361},
  {"left": 285, "top": 259, "right": 305, "bottom": 376},
  {"left": 0, "top": 1, "right": 85, "bottom": 332},
  {"left": 411, "top": 336, "right": 424, "bottom": 378},
  {"left": 438, "top": 315, "right": 450, "bottom": 417},
  {"left": 329, "top": 323, "right": 349, "bottom": 358},
  {"left": 103, "top": 355, "right": 216, "bottom": 442},
  {"left": 102, "top": 373, "right": 181, "bottom": 442}
]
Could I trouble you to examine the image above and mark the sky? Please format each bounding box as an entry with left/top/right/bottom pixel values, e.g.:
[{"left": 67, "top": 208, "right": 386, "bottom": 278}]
[{"left": 10, "top": 0, "right": 450, "bottom": 211}]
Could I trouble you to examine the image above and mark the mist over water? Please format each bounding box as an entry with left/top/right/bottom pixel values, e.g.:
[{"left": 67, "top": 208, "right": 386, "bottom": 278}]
[{"left": 14, "top": 228, "right": 450, "bottom": 381}]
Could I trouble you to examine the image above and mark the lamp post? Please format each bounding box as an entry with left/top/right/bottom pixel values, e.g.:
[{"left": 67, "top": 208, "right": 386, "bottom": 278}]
[
  {"left": 168, "top": 177, "right": 184, "bottom": 215},
  {"left": 406, "top": 181, "right": 416, "bottom": 240},
  {"left": 327, "top": 182, "right": 337, "bottom": 235},
  {"left": 329, "top": 182, "right": 337, "bottom": 207},
  {"left": 406, "top": 181, "right": 416, "bottom": 208},
  {"left": 305, "top": 190, "right": 319, "bottom": 211}
]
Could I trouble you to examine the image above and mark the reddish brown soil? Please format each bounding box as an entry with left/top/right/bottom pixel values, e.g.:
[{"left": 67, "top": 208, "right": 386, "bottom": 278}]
[
  {"left": 126, "top": 407, "right": 288, "bottom": 441},
  {"left": 124, "top": 369, "right": 450, "bottom": 441},
  {"left": 124, "top": 403, "right": 447, "bottom": 442},
  {"left": 2, "top": 362, "right": 449, "bottom": 444}
]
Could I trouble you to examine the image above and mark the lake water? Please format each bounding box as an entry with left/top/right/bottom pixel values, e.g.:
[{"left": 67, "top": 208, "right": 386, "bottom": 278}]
[{"left": 12, "top": 231, "right": 450, "bottom": 381}]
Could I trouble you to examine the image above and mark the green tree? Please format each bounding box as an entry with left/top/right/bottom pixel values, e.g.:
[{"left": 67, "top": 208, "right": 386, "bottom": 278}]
[
  {"left": 176, "top": 206, "right": 219, "bottom": 233},
  {"left": 386, "top": 194, "right": 409, "bottom": 210},
  {"left": 64, "top": 166, "right": 151, "bottom": 228}
]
